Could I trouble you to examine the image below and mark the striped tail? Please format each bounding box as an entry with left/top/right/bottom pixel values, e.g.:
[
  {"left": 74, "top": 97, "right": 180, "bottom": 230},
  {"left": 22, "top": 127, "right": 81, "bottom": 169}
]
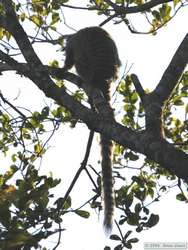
[
  {"left": 100, "top": 134, "right": 115, "bottom": 235},
  {"left": 98, "top": 81, "right": 115, "bottom": 234}
]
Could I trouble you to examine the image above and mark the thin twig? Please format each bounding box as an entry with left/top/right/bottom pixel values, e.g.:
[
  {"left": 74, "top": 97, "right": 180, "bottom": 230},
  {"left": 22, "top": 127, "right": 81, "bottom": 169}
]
[
  {"left": 0, "top": 92, "right": 27, "bottom": 118},
  {"left": 59, "top": 130, "right": 94, "bottom": 210},
  {"left": 53, "top": 130, "right": 94, "bottom": 249}
]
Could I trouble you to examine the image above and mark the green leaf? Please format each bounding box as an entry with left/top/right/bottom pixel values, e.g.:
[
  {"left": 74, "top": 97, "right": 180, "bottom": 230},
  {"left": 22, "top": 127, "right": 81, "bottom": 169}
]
[
  {"left": 117, "top": 79, "right": 126, "bottom": 93},
  {"left": 185, "top": 104, "right": 188, "bottom": 114},
  {"left": 148, "top": 187, "right": 154, "bottom": 198},
  {"left": 34, "top": 142, "right": 45, "bottom": 155},
  {"left": 30, "top": 15, "right": 43, "bottom": 27},
  {"left": 130, "top": 91, "right": 138, "bottom": 103},
  {"left": 41, "top": 106, "right": 50, "bottom": 117},
  {"left": 0, "top": 27, "right": 5, "bottom": 39},
  {"left": 159, "top": 4, "right": 171, "bottom": 21},
  {"left": 75, "top": 210, "right": 90, "bottom": 218},
  {"left": 136, "top": 225, "right": 143, "bottom": 233},
  {"left": 119, "top": 217, "right": 127, "bottom": 225},
  {"left": 173, "top": 0, "right": 180, "bottom": 7},
  {"left": 114, "top": 245, "right": 123, "bottom": 250},
  {"left": 124, "top": 242, "right": 132, "bottom": 249},
  {"left": 134, "top": 203, "right": 141, "bottom": 214},
  {"left": 49, "top": 60, "right": 59, "bottom": 67},
  {"left": 127, "top": 213, "right": 140, "bottom": 226},
  {"left": 96, "top": 0, "right": 103, "bottom": 5},
  {"left": 173, "top": 99, "right": 184, "bottom": 106},
  {"left": 51, "top": 12, "right": 60, "bottom": 25},
  {"left": 145, "top": 213, "right": 159, "bottom": 227},
  {"left": 55, "top": 196, "right": 71, "bottom": 210},
  {"left": 64, "top": 196, "right": 71, "bottom": 209},
  {"left": 20, "top": 12, "right": 26, "bottom": 22},
  {"left": 176, "top": 193, "right": 187, "bottom": 201},
  {"left": 127, "top": 238, "right": 139, "bottom": 243},
  {"left": 152, "top": 10, "right": 161, "bottom": 21},
  {"left": 104, "top": 246, "right": 111, "bottom": 250},
  {"left": 110, "top": 234, "right": 121, "bottom": 241},
  {"left": 124, "top": 230, "right": 132, "bottom": 240},
  {"left": 143, "top": 206, "right": 149, "bottom": 215}
]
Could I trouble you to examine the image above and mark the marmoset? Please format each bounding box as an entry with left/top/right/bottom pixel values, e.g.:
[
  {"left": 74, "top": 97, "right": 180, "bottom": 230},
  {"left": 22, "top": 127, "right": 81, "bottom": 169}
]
[{"left": 64, "top": 26, "right": 121, "bottom": 233}]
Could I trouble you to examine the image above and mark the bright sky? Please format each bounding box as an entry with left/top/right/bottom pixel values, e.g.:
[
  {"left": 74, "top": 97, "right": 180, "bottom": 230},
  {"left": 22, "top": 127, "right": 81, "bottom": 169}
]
[{"left": 0, "top": 1, "right": 188, "bottom": 250}]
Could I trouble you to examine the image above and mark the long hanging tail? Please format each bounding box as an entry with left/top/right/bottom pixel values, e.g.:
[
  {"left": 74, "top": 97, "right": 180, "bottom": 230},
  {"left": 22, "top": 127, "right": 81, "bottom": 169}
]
[
  {"left": 101, "top": 134, "right": 115, "bottom": 234},
  {"left": 100, "top": 82, "right": 115, "bottom": 235}
]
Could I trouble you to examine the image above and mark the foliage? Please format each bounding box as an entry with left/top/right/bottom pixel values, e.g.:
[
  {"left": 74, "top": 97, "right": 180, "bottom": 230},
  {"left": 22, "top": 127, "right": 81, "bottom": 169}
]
[
  {"left": 0, "top": 103, "right": 82, "bottom": 249},
  {"left": 0, "top": 0, "right": 187, "bottom": 249},
  {"left": 0, "top": 166, "right": 62, "bottom": 249}
]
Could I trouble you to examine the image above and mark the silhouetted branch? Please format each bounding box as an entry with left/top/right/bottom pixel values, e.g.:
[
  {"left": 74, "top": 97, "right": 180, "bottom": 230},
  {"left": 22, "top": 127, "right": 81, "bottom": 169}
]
[
  {"left": 131, "top": 74, "right": 146, "bottom": 102},
  {"left": 60, "top": 130, "right": 95, "bottom": 209},
  {"left": 0, "top": 0, "right": 188, "bottom": 181},
  {"left": 155, "top": 33, "right": 188, "bottom": 104}
]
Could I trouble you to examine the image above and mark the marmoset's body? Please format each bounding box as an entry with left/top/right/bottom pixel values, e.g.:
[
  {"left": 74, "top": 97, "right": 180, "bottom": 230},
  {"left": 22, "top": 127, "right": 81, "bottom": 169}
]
[{"left": 64, "top": 26, "right": 121, "bottom": 233}]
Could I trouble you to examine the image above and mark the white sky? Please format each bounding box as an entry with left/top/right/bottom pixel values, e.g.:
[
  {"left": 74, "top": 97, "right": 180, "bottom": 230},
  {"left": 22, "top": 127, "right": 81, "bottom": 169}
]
[{"left": 0, "top": 1, "right": 188, "bottom": 250}]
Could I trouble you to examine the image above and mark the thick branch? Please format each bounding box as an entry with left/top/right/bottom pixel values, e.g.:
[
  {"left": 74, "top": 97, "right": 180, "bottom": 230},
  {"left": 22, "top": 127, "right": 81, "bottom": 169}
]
[
  {"left": 0, "top": 61, "right": 83, "bottom": 87},
  {"left": 134, "top": 33, "right": 188, "bottom": 136},
  {"left": 0, "top": 0, "right": 41, "bottom": 67},
  {"left": 0, "top": 0, "right": 187, "bottom": 180},
  {"left": 154, "top": 33, "right": 188, "bottom": 103},
  {"left": 0, "top": 56, "right": 188, "bottom": 180}
]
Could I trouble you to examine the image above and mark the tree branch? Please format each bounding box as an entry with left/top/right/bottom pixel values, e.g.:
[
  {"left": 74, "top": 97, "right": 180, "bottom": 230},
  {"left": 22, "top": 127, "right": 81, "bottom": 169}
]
[
  {"left": 100, "top": 0, "right": 175, "bottom": 28},
  {"left": 131, "top": 74, "right": 146, "bottom": 102},
  {"left": 0, "top": 55, "right": 188, "bottom": 180},
  {"left": 154, "top": 33, "right": 188, "bottom": 104},
  {"left": 143, "top": 33, "right": 188, "bottom": 136},
  {"left": 105, "top": 0, "right": 173, "bottom": 15},
  {"left": 0, "top": 0, "right": 187, "bottom": 180},
  {"left": 59, "top": 130, "right": 95, "bottom": 210}
]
